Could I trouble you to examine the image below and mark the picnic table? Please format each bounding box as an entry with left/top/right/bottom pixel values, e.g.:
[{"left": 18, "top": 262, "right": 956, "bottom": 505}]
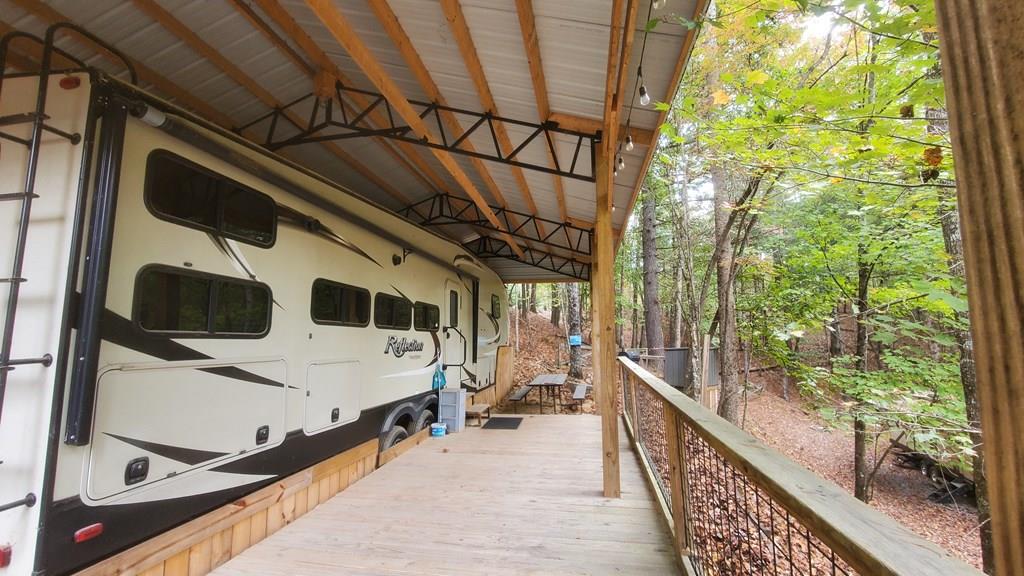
[{"left": 527, "top": 373, "right": 567, "bottom": 414}]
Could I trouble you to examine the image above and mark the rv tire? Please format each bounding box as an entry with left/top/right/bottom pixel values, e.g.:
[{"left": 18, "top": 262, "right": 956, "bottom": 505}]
[
  {"left": 382, "top": 424, "right": 409, "bottom": 450},
  {"left": 411, "top": 409, "right": 435, "bottom": 433}
]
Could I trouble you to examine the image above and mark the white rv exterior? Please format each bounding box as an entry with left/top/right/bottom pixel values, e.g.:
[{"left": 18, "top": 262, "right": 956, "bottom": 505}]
[{"left": 0, "top": 71, "right": 507, "bottom": 575}]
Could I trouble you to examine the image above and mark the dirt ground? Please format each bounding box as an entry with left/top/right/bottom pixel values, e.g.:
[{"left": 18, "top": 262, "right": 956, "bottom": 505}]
[
  {"left": 495, "top": 310, "right": 985, "bottom": 571},
  {"left": 742, "top": 381, "right": 984, "bottom": 570}
]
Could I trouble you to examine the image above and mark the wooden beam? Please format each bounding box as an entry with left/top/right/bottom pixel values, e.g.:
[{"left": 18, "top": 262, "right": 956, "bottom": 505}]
[
  {"left": 129, "top": 0, "right": 409, "bottom": 204},
  {"left": 7, "top": 0, "right": 237, "bottom": 130},
  {"left": 935, "top": 3, "right": 1024, "bottom": 575},
  {"left": 615, "top": 0, "right": 709, "bottom": 249},
  {"left": 0, "top": 19, "right": 79, "bottom": 71},
  {"left": 304, "top": 0, "right": 526, "bottom": 259},
  {"left": 440, "top": 0, "right": 542, "bottom": 219},
  {"left": 365, "top": 0, "right": 547, "bottom": 257},
  {"left": 365, "top": 0, "right": 511, "bottom": 210},
  {"left": 549, "top": 112, "right": 655, "bottom": 148},
  {"left": 514, "top": 0, "right": 567, "bottom": 221},
  {"left": 226, "top": 0, "right": 313, "bottom": 76},
  {"left": 240, "top": 0, "right": 448, "bottom": 199}
]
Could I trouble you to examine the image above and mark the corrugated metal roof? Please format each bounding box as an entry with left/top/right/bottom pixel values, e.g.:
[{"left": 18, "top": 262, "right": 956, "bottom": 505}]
[{"left": 1, "top": 0, "right": 704, "bottom": 282}]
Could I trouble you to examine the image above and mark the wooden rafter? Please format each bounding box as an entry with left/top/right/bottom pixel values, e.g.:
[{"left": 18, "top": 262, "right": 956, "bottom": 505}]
[
  {"left": 0, "top": 19, "right": 78, "bottom": 71},
  {"left": 237, "top": 0, "right": 450, "bottom": 200},
  {"left": 128, "top": 0, "right": 408, "bottom": 204},
  {"left": 514, "top": 0, "right": 568, "bottom": 221},
  {"left": 439, "top": 0, "right": 542, "bottom": 219},
  {"left": 303, "top": 0, "right": 526, "bottom": 259},
  {"left": 549, "top": 112, "right": 654, "bottom": 148},
  {"left": 365, "top": 0, "right": 555, "bottom": 256}
]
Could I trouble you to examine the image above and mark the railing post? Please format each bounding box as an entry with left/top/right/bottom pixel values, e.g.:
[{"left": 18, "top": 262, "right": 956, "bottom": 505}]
[{"left": 663, "top": 404, "right": 690, "bottom": 560}]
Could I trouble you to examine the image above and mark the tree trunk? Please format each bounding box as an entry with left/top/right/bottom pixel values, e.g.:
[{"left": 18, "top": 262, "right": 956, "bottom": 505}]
[
  {"left": 567, "top": 282, "right": 583, "bottom": 379},
  {"left": 641, "top": 187, "right": 665, "bottom": 354},
  {"left": 853, "top": 238, "right": 872, "bottom": 502},
  {"left": 712, "top": 166, "right": 741, "bottom": 424},
  {"left": 550, "top": 283, "right": 561, "bottom": 327},
  {"left": 615, "top": 271, "right": 624, "bottom": 348},
  {"left": 940, "top": 183, "right": 993, "bottom": 572},
  {"left": 528, "top": 283, "right": 537, "bottom": 313}
]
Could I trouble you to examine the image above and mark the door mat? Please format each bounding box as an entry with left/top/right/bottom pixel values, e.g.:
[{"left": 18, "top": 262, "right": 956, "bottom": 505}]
[{"left": 482, "top": 417, "right": 523, "bottom": 430}]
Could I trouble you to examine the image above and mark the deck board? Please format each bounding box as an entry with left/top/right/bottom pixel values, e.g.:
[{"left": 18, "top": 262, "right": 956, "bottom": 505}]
[{"left": 213, "top": 415, "right": 678, "bottom": 575}]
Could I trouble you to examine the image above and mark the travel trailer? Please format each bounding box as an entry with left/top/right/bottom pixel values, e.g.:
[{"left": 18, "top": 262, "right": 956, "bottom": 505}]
[{"left": 0, "top": 29, "right": 507, "bottom": 575}]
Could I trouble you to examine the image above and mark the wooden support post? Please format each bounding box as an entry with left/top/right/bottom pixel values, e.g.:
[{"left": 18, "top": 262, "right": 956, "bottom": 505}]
[
  {"left": 593, "top": 144, "right": 620, "bottom": 499},
  {"left": 935, "top": 4, "right": 1024, "bottom": 574},
  {"left": 663, "top": 404, "right": 690, "bottom": 559}
]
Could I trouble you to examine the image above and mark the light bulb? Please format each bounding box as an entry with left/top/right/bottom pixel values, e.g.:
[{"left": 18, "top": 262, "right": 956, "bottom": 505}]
[
  {"left": 613, "top": 167, "right": 619, "bottom": 178},
  {"left": 652, "top": 0, "right": 665, "bottom": 9},
  {"left": 625, "top": 134, "right": 634, "bottom": 151},
  {"left": 639, "top": 84, "right": 650, "bottom": 106},
  {"left": 617, "top": 155, "right": 625, "bottom": 171}
]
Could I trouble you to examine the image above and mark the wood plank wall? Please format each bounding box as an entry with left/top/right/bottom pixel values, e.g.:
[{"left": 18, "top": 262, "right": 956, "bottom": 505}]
[
  {"left": 76, "top": 438, "right": 380, "bottom": 576},
  {"left": 464, "top": 345, "right": 514, "bottom": 409}
]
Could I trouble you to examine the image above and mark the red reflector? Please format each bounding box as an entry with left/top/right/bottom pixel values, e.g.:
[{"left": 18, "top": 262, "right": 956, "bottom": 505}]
[
  {"left": 59, "top": 76, "right": 81, "bottom": 90},
  {"left": 73, "top": 523, "right": 103, "bottom": 543},
  {"left": 0, "top": 543, "right": 11, "bottom": 568}
]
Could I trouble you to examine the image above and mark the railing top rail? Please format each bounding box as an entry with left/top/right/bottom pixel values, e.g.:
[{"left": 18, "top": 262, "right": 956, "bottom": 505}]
[{"left": 617, "top": 357, "right": 981, "bottom": 576}]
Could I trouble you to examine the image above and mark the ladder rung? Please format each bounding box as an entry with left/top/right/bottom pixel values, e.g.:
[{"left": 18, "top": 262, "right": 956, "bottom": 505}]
[
  {"left": 0, "top": 112, "right": 43, "bottom": 127},
  {"left": 0, "top": 192, "right": 39, "bottom": 202},
  {"left": 1, "top": 354, "right": 53, "bottom": 369},
  {"left": 0, "top": 278, "right": 26, "bottom": 284}
]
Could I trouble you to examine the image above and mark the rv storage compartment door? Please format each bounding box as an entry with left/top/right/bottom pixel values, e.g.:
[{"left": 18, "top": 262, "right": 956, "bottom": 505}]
[
  {"left": 87, "top": 358, "right": 286, "bottom": 501},
  {"left": 304, "top": 360, "right": 361, "bottom": 433}
]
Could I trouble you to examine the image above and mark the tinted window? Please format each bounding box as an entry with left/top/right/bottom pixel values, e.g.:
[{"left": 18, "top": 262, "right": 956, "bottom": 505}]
[
  {"left": 136, "top": 267, "right": 270, "bottom": 337},
  {"left": 449, "top": 290, "right": 459, "bottom": 328},
  {"left": 312, "top": 279, "right": 370, "bottom": 326},
  {"left": 375, "top": 293, "right": 412, "bottom": 330},
  {"left": 491, "top": 294, "right": 501, "bottom": 319},
  {"left": 414, "top": 302, "right": 440, "bottom": 332},
  {"left": 146, "top": 151, "right": 276, "bottom": 247}
]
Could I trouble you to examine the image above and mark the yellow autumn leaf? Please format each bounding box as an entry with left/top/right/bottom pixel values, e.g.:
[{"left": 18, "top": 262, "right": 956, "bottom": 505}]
[
  {"left": 712, "top": 89, "right": 732, "bottom": 105},
  {"left": 747, "top": 70, "right": 770, "bottom": 85}
]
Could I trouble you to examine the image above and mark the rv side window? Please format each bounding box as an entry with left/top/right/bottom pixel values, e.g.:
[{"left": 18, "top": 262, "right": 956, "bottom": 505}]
[
  {"left": 146, "top": 151, "right": 276, "bottom": 247},
  {"left": 136, "top": 267, "right": 271, "bottom": 337},
  {"left": 491, "top": 294, "right": 501, "bottom": 319},
  {"left": 311, "top": 279, "right": 370, "bottom": 326},
  {"left": 374, "top": 293, "right": 412, "bottom": 330},
  {"left": 414, "top": 302, "right": 440, "bottom": 332},
  {"left": 449, "top": 290, "right": 459, "bottom": 328}
]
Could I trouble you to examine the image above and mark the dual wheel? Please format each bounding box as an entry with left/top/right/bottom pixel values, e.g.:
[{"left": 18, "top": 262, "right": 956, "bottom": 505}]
[{"left": 382, "top": 409, "right": 435, "bottom": 450}]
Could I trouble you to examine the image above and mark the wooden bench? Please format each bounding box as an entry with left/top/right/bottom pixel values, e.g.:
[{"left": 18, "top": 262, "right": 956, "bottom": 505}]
[
  {"left": 466, "top": 403, "right": 491, "bottom": 427},
  {"left": 567, "top": 384, "right": 589, "bottom": 413},
  {"left": 507, "top": 386, "right": 531, "bottom": 410}
]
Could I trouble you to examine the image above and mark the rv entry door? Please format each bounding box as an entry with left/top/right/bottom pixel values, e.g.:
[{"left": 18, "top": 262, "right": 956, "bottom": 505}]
[{"left": 443, "top": 279, "right": 467, "bottom": 387}]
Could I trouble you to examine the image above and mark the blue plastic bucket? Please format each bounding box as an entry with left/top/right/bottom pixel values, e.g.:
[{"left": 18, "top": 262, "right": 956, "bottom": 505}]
[{"left": 430, "top": 423, "right": 447, "bottom": 437}]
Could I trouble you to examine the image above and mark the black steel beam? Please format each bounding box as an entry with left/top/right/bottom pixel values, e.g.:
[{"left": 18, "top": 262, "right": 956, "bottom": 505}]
[
  {"left": 464, "top": 236, "right": 590, "bottom": 281},
  {"left": 238, "top": 80, "right": 602, "bottom": 182},
  {"left": 401, "top": 193, "right": 592, "bottom": 257}
]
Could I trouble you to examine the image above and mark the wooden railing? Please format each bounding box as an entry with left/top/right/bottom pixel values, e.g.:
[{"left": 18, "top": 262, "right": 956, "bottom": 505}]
[{"left": 617, "top": 357, "right": 981, "bottom": 576}]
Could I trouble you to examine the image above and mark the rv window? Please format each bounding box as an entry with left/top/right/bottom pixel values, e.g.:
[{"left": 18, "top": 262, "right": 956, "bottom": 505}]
[
  {"left": 491, "top": 294, "right": 501, "bottom": 319},
  {"left": 449, "top": 290, "right": 459, "bottom": 328},
  {"left": 146, "top": 151, "right": 276, "bottom": 247},
  {"left": 136, "top": 267, "right": 270, "bottom": 337},
  {"left": 414, "top": 302, "right": 440, "bottom": 332},
  {"left": 374, "top": 293, "right": 412, "bottom": 330},
  {"left": 311, "top": 279, "right": 370, "bottom": 326}
]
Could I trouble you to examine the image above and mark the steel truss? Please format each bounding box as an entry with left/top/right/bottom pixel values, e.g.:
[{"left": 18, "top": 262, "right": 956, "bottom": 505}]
[
  {"left": 238, "top": 80, "right": 602, "bottom": 182},
  {"left": 464, "top": 236, "right": 590, "bottom": 281},
  {"left": 401, "top": 193, "right": 591, "bottom": 257}
]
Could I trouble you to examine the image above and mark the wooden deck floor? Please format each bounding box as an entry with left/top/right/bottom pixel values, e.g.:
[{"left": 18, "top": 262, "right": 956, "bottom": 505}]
[{"left": 213, "top": 415, "right": 678, "bottom": 575}]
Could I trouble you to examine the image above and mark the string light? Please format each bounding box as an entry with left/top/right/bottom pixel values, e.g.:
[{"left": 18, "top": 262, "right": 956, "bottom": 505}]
[
  {"left": 625, "top": 133, "right": 634, "bottom": 152},
  {"left": 638, "top": 83, "right": 650, "bottom": 106},
  {"left": 616, "top": 155, "right": 626, "bottom": 171},
  {"left": 652, "top": 0, "right": 665, "bottom": 9}
]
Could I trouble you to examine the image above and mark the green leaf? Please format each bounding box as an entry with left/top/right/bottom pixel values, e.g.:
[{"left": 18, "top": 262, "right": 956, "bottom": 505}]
[{"left": 645, "top": 18, "right": 660, "bottom": 32}]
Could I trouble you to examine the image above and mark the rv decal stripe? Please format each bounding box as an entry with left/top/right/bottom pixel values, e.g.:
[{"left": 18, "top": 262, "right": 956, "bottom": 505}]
[
  {"left": 277, "top": 203, "right": 382, "bottom": 268},
  {"left": 426, "top": 331, "right": 441, "bottom": 367},
  {"left": 105, "top": 433, "right": 229, "bottom": 465},
  {"left": 94, "top": 302, "right": 287, "bottom": 388}
]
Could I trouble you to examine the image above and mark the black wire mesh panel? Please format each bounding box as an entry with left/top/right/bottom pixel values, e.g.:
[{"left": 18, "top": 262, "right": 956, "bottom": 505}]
[{"left": 679, "top": 420, "right": 856, "bottom": 576}]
